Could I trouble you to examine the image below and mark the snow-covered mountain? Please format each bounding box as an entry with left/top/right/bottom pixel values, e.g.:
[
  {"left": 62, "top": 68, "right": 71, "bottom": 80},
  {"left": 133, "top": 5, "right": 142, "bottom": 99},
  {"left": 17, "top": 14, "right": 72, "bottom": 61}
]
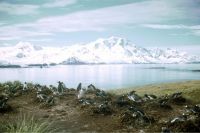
[{"left": 0, "top": 36, "right": 199, "bottom": 66}]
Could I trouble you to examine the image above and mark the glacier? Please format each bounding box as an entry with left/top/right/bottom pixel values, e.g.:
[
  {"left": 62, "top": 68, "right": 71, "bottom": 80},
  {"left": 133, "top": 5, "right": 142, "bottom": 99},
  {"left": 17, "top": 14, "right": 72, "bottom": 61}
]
[{"left": 0, "top": 36, "right": 199, "bottom": 66}]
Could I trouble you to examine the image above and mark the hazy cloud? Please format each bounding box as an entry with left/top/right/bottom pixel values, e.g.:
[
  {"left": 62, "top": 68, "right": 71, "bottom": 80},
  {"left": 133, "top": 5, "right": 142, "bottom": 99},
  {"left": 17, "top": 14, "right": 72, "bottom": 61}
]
[
  {"left": 43, "top": 0, "right": 77, "bottom": 8},
  {"left": 0, "top": 2, "right": 39, "bottom": 15},
  {"left": 142, "top": 24, "right": 200, "bottom": 30}
]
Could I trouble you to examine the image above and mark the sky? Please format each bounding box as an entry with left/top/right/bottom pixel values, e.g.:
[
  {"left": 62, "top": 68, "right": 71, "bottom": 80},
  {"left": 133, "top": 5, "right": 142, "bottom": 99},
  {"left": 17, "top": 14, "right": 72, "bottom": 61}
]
[{"left": 0, "top": 0, "right": 200, "bottom": 55}]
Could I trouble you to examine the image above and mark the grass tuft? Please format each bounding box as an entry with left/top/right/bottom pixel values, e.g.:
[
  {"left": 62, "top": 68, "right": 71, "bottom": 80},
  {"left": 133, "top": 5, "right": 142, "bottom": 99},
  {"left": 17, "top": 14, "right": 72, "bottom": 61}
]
[{"left": 1, "top": 113, "right": 56, "bottom": 133}]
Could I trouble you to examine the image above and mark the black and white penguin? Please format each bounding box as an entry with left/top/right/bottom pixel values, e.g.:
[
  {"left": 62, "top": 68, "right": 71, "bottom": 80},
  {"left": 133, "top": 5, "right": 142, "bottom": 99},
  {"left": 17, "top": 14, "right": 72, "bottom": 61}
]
[
  {"left": 77, "top": 87, "right": 86, "bottom": 99},
  {"left": 0, "top": 96, "right": 8, "bottom": 109},
  {"left": 77, "top": 83, "right": 82, "bottom": 92},
  {"left": 22, "top": 82, "right": 28, "bottom": 91},
  {"left": 46, "top": 96, "right": 55, "bottom": 105},
  {"left": 87, "top": 84, "right": 96, "bottom": 91},
  {"left": 57, "top": 81, "right": 65, "bottom": 95},
  {"left": 36, "top": 92, "right": 47, "bottom": 102},
  {"left": 171, "top": 92, "right": 182, "bottom": 98},
  {"left": 144, "top": 94, "right": 157, "bottom": 100},
  {"left": 127, "top": 92, "right": 142, "bottom": 102},
  {"left": 170, "top": 114, "right": 187, "bottom": 124}
]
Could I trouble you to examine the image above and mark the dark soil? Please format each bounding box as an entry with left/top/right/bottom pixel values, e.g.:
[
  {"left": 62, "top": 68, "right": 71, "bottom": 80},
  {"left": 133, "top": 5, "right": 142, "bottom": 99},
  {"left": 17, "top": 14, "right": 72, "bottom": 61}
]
[{"left": 0, "top": 81, "right": 200, "bottom": 132}]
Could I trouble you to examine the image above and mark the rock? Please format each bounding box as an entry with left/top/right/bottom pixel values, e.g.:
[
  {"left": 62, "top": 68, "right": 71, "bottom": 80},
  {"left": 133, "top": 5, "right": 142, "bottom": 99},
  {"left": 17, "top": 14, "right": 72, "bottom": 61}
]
[{"left": 169, "top": 92, "right": 186, "bottom": 105}]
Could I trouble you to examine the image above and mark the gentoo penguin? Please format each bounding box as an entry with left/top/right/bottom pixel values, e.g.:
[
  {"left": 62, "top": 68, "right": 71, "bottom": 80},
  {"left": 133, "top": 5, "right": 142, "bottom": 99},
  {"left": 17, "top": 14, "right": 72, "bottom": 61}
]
[
  {"left": 171, "top": 92, "right": 182, "bottom": 98},
  {"left": 129, "top": 106, "right": 145, "bottom": 117},
  {"left": 57, "top": 81, "right": 64, "bottom": 94},
  {"left": 35, "top": 84, "right": 42, "bottom": 92},
  {"left": 161, "top": 127, "right": 171, "bottom": 133},
  {"left": 144, "top": 94, "right": 157, "bottom": 100},
  {"left": 23, "top": 82, "right": 28, "bottom": 91},
  {"left": 87, "top": 84, "right": 96, "bottom": 91},
  {"left": 127, "top": 92, "right": 142, "bottom": 102},
  {"left": 170, "top": 114, "right": 187, "bottom": 123},
  {"left": 77, "top": 87, "right": 86, "bottom": 99},
  {"left": 36, "top": 92, "right": 47, "bottom": 102},
  {"left": 77, "top": 83, "right": 82, "bottom": 92},
  {"left": 46, "top": 96, "right": 55, "bottom": 105},
  {"left": 0, "top": 96, "right": 8, "bottom": 108}
]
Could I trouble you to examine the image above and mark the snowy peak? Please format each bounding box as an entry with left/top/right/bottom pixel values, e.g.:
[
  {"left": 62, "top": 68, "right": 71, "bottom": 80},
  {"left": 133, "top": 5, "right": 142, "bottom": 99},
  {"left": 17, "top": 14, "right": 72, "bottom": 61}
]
[
  {"left": 91, "top": 36, "right": 132, "bottom": 49},
  {"left": 0, "top": 37, "right": 199, "bottom": 66},
  {"left": 15, "top": 42, "right": 43, "bottom": 51}
]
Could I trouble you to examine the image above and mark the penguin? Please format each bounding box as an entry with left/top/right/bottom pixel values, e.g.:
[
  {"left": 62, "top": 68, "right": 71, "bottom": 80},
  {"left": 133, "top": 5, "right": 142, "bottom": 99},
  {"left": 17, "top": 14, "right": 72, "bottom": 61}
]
[
  {"left": 161, "top": 127, "right": 171, "bottom": 133},
  {"left": 49, "top": 85, "right": 58, "bottom": 95},
  {"left": 87, "top": 84, "right": 96, "bottom": 91},
  {"left": 144, "top": 94, "right": 157, "bottom": 100},
  {"left": 35, "top": 84, "right": 42, "bottom": 92},
  {"left": 0, "top": 96, "right": 8, "bottom": 108},
  {"left": 170, "top": 114, "right": 187, "bottom": 123},
  {"left": 36, "top": 92, "right": 47, "bottom": 102},
  {"left": 128, "top": 106, "right": 145, "bottom": 117},
  {"left": 77, "top": 87, "right": 86, "bottom": 99},
  {"left": 22, "top": 82, "right": 28, "bottom": 91},
  {"left": 171, "top": 92, "right": 182, "bottom": 98},
  {"left": 77, "top": 83, "right": 82, "bottom": 92},
  {"left": 57, "top": 81, "right": 64, "bottom": 95},
  {"left": 127, "top": 93, "right": 142, "bottom": 102},
  {"left": 46, "top": 96, "right": 55, "bottom": 105}
]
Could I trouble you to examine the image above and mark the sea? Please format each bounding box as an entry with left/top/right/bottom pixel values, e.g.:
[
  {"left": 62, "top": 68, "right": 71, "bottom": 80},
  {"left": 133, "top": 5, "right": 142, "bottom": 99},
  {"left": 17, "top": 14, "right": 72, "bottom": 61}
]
[{"left": 0, "top": 64, "right": 200, "bottom": 90}]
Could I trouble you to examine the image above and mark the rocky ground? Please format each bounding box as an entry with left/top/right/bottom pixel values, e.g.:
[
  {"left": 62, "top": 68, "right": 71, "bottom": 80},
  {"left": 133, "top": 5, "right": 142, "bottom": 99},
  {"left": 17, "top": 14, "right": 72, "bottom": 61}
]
[{"left": 0, "top": 81, "right": 200, "bottom": 132}]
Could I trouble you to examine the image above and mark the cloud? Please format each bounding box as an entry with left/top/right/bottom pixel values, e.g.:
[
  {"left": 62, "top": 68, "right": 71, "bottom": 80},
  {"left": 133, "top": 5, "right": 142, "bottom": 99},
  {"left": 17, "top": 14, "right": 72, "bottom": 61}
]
[
  {"left": 25, "top": 0, "right": 178, "bottom": 33},
  {"left": 142, "top": 24, "right": 200, "bottom": 37},
  {"left": 142, "top": 24, "right": 200, "bottom": 30},
  {"left": 193, "top": 30, "right": 200, "bottom": 36},
  {"left": 0, "top": 2, "right": 39, "bottom": 15},
  {"left": 1, "top": 0, "right": 199, "bottom": 41},
  {"left": 0, "top": 24, "right": 53, "bottom": 41},
  {"left": 43, "top": 0, "right": 77, "bottom": 8}
]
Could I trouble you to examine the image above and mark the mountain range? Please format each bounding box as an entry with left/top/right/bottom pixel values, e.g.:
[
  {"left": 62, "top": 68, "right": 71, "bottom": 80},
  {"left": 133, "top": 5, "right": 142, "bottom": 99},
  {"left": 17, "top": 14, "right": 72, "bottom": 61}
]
[{"left": 0, "top": 36, "right": 199, "bottom": 66}]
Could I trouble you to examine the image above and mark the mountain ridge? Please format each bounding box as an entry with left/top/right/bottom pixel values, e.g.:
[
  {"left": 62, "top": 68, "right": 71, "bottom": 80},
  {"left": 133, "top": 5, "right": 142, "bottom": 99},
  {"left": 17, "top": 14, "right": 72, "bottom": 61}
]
[{"left": 0, "top": 36, "right": 199, "bottom": 66}]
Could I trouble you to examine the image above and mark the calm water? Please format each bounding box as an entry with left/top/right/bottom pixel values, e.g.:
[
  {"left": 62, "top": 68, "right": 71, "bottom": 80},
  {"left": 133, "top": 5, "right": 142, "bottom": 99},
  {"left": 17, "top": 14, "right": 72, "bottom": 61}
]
[{"left": 0, "top": 64, "right": 200, "bottom": 90}]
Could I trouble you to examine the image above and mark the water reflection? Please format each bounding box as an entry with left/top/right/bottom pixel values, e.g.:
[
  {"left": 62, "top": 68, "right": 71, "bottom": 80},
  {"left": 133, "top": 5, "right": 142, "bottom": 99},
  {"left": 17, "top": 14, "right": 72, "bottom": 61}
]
[{"left": 0, "top": 64, "right": 200, "bottom": 89}]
